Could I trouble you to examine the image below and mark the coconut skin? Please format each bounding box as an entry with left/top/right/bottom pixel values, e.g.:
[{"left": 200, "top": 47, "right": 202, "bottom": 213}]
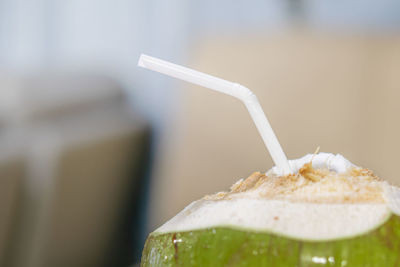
[
  {"left": 141, "top": 214, "right": 400, "bottom": 266},
  {"left": 141, "top": 154, "right": 400, "bottom": 266}
]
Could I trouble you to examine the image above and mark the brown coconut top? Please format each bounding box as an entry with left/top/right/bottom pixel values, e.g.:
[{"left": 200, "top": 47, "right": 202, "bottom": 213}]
[{"left": 205, "top": 163, "right": 387, "bottom": 204}]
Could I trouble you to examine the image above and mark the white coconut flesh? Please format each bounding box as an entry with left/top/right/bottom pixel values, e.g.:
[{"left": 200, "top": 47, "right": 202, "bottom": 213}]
[{"left": 156, "top": 153, "right": 400, "bottom": 241}]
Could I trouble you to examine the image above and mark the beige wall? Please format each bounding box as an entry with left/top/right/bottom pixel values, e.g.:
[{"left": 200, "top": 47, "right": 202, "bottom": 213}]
[{"left": 150, "top": 31, "right": 400, "bottom": 229}]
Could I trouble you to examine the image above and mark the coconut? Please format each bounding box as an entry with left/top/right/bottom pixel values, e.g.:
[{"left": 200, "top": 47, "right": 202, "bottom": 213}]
[{"left": 141, "top": 153, "right": 400, "bottom": 266}]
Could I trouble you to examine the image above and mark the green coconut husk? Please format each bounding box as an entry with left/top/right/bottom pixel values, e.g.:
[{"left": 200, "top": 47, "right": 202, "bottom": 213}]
[{"left": 142, "top": 214, "right": 400, "bottom": 267}]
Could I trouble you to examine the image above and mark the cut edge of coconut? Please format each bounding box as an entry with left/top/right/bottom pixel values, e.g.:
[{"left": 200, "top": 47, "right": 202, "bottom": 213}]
[
  {"left": 155, "top": 198, "right": 393, "bottom": 242},
  {"left": 153, "top": 154, "right": 400, "bottom": 242},
  {"left": 383, "top": 183, "right": 400, "bottom": 216}
]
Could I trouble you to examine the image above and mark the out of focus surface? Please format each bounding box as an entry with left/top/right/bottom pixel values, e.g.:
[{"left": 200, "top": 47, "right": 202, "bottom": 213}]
[{"left": 1, "top": 0, "right": 400, "bottom": 266}]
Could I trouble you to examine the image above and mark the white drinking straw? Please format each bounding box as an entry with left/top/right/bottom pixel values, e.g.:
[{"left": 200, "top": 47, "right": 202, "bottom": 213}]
[{"left": 138, "top": 54, "right": 292, "bottom": 175}]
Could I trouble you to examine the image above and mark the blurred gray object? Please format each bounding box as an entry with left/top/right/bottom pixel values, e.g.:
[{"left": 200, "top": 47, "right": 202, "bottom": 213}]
[
  {"left": 0, "top": 73, "right": 150, "bottom": 267},
  {"left": 0, "top": 141, "right": 24, "bottom": 267}
]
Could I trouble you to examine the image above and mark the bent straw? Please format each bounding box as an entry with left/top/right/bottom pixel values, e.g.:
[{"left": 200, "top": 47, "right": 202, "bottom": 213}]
[{"left": 138, "top": 54, "right": 292, "bottom": 175}]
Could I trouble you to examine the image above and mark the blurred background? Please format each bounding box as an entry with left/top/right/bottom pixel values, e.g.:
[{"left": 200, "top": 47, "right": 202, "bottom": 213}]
[{"left": 0, "top": 0, "right": 400, "bottom": 266}]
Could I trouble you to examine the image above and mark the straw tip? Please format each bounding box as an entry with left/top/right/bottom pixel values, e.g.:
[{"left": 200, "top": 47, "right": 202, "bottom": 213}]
[{"left": 137, "top": 54, "right": 147, "bottom": 68}]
